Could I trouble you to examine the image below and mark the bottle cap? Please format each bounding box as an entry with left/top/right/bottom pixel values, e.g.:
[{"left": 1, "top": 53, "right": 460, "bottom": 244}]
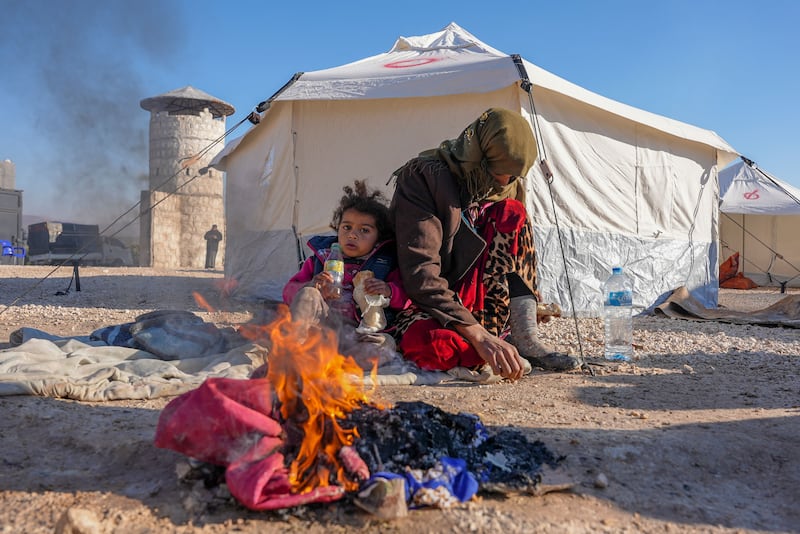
[{"left": 612, "top": 267, "right": 622, "bottom": 274}]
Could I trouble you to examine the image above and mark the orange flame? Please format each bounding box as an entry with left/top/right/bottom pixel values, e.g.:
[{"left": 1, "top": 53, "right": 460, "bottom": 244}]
[
  {"left": 196, "top": 285, "right": 381, "bottom": 493},
  {"left": 193, "top": 278, "right": 241, "bottom": 326},
  {"left": 192, "top": 291, "right": 212, "bottom": 312},
  {"left": 245, "top": 305, "right": 379, "bottom": 493},
  {"left": 193, "top": 277, "right": 239, "bottom": 312}
]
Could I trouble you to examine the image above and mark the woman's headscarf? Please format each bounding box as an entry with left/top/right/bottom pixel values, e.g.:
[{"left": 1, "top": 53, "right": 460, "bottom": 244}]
[{"left": 420, "top": 108, "right": 538, "bottom": 202}]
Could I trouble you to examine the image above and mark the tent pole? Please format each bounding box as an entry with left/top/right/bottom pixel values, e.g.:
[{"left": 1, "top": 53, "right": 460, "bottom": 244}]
[{"left": 741, "top": 214, "right": 746, "bottom": 276}]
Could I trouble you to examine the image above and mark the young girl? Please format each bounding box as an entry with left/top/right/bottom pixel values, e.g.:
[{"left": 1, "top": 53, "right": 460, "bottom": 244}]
[{"left": 282, "top": 180, "right": 408, "bottom": 367}]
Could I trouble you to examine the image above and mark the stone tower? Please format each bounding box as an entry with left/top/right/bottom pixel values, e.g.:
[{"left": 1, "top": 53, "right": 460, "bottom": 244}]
[
  {"left": 139, "top": 86, "right": 234, "bottom": 268},
  {"left": 0, "top": 159, "right": 15, "bottom": 190}
]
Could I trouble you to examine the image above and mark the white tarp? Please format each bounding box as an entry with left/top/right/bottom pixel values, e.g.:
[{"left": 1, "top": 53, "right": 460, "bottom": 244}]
[
  {"left": 212, "top": 22, "right": 739, "bottom": 315},
  {"left": 719, "top": 160, "right": 800, "bottom": 287}
]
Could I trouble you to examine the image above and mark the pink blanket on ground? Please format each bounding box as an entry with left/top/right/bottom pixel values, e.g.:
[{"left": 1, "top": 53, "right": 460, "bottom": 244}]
[{"left": 154, "top": 377, "right": 345, "bottom": 510}]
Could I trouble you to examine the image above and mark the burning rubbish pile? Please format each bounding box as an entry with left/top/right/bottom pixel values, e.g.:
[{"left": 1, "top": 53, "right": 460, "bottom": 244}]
[
  {"left": 347, "top": 402, "right": 561, "bottom": 499},
  {"left": 154, "top": 305, "right": 564, "bottom": 516}
]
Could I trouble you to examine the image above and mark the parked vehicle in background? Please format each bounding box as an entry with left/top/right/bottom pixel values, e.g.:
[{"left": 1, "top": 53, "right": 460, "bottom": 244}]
[
  {"left": 0, "top": 188, "right": 23, "bottom": 247},
  {"left": 98, "top": 235, "right": 135, "bottom": 267},
  {"left": 26, "top": 221, "right": 134, "bottom": 266}
]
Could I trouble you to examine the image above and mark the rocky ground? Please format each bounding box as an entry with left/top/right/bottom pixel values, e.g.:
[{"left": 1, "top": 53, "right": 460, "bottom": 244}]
[{"left": 0, "top": 265, "right": 798, "bottom": 534}]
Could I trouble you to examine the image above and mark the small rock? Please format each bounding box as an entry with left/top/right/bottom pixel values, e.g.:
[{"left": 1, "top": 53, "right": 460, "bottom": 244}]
[
  {"left": 355, "top": 476, "right": 408, "bottom": 519},
  {"left": 175, "top": 461, "right": 192, "bottom": 480},
  {"left": 182, "top": 494, "right": 202, "bottom": 514},
  {"left": 54, "top": 508, "right": 102, "bottom": 534},
  {"left": 594, "top": 472, "right": 609, "bottom": 489}
]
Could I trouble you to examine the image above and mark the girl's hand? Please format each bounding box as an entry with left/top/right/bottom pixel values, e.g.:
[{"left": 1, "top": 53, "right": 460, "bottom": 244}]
[
  {"left": 363, "top": 278, "right": 391, "bottom": 298},
  {"left": 312, "top": 272, "right": 340, "bottom": 300}
]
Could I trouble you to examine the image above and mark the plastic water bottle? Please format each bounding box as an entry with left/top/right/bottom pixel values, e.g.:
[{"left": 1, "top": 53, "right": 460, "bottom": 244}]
[
  {"left": 323, "top": 243, "right": 344, "bottom": 298},
  {"left": 603, "top": 266, "right": 634, "bottom": 361}
]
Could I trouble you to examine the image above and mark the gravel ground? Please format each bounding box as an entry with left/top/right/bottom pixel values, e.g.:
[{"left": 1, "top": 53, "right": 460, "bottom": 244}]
[{"left": 0, "top": 265, "right": 798, "bottom": 533}]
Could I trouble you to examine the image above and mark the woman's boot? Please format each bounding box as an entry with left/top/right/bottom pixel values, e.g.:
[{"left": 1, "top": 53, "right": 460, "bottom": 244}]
[{"left": 508, "top": 295, "right": 581, "bottom": 371}]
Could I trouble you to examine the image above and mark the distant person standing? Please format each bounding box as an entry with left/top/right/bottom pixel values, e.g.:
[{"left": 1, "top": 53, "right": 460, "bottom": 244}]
[{"left": 203, "top": 224, "right": 223, "bottom": 269}]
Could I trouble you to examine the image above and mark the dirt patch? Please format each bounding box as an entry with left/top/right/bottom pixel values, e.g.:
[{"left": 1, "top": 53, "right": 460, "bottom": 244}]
[{"left": 0, "top": 266, "right": 798, "bottom": 533}]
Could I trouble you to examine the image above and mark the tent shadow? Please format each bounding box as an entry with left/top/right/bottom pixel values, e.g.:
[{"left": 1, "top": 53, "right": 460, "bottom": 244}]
[
  {"left": 0, "top": 396, "right": 288, "bottom": 528},
  {"left": 1, "top": 397, "right": 171, "bottom": 494},
  {"left": 2, "top": 387, "right": 798, "bottom": 531},
  {"left": 634, "top": 312, "right": 799, "bottom": 344},
  {"left": 0, "top": 273, "right": 245, "bottom": 313},
  {"left": 519, "top": 415, "right": 799, "bottom": 532},
  {"left": 574, "top": 356, "right": 797, "bottom": 412}
]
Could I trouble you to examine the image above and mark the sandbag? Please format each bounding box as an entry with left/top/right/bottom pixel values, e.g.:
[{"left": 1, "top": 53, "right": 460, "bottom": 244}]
[
  {"left": 720, "top": 272, "right": 758, "bottom": 289},
  {"left": 719, "top": 252, "right": 739, "bottom": 283}
]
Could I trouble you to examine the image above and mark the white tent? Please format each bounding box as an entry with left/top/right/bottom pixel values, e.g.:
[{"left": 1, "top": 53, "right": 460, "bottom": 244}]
[
  {"left": 212, "top": 22, "right": 738, "bottom": 315},
  {"left": 719, "top": 159, "right": 800, "bottom": 288}
]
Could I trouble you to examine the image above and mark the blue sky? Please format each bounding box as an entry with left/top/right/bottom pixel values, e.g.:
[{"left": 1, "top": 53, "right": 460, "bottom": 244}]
[{"left": 1, "top": 0, "right": 798, "bottom": 228}]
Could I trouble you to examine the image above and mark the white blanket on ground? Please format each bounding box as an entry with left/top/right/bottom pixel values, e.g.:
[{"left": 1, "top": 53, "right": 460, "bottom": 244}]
[
  {"left": 0, "top": 338, "right": 263, "bottom": 401},
  {"left": 0, "top": 331, "right": 502, "bottom": 401}
]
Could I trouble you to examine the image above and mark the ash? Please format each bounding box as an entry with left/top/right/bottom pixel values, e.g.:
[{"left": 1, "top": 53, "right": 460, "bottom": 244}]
[{"left": 346, "top": 401, "right": 562, "bottom": 493}]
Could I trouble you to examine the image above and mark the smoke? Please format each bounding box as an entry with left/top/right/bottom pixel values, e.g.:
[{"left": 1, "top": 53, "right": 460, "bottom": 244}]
[{"left": 0, "top": 0, "right": 184, "bottom": 241}]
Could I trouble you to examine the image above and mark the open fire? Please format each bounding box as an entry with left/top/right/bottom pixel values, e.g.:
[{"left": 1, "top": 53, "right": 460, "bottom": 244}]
[
  {"left": 257, "top": 305, "right": 378, "bottom": 493},
  {"left": 156, "top": 298, "right": 562, "bottom": 512}
]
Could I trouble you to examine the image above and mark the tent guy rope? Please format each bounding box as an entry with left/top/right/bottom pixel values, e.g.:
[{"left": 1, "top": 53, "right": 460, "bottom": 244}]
[{"left": 511, "top": 54, "right": 589, "bottom": 373}]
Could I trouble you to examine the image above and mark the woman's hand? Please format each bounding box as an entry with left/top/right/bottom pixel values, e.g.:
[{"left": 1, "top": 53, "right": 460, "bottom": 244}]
[
  {"left": 454, "top": 323, "right": 525, "bottom": 381},
  {"left": 363, "top": 278, "right": 391, "bottom": 298}
]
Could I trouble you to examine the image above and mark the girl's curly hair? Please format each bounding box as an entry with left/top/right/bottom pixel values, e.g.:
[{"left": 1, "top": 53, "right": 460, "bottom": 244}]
[{"left": 330, "top": 180, "right": 393, "bottom": 241}]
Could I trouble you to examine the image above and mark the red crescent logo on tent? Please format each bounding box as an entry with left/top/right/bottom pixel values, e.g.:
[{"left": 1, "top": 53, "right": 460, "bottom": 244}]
[
  {"left": 384, "top": 58, "right": 440, "bottom": 68},
  {"left": 743, "top": 189, "right": 760, "bottom": 200}
]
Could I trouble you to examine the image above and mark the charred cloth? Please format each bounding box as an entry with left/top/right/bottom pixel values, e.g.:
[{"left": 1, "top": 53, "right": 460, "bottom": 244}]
[
  {"left": 345, "top": 401, "right": 562, "bottom": 495},
  {"left": 157, "top": 378, "right": 566, "bottom": 512}
]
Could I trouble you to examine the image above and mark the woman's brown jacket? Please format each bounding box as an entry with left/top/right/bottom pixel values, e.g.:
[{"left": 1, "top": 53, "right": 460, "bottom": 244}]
[{"left": 389, "top": 157, "right": 487, "bottom": 327}]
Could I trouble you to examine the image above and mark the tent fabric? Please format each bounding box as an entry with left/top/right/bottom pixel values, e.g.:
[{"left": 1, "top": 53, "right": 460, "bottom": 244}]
[
  {"left": 719, "top": 160, "right": 800, "bottom": 287},
  {"left": 719, "top": 160, "right": 800, "bottom": 215},
  {"left": 262, "top": 23, "right": 735, "bottom": 154},
  {"left": 654, "top": 286, "right": 800, "bottom": 328},
  {"left": 212, "top": 22, "right": 739, "bottom": 316}
]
